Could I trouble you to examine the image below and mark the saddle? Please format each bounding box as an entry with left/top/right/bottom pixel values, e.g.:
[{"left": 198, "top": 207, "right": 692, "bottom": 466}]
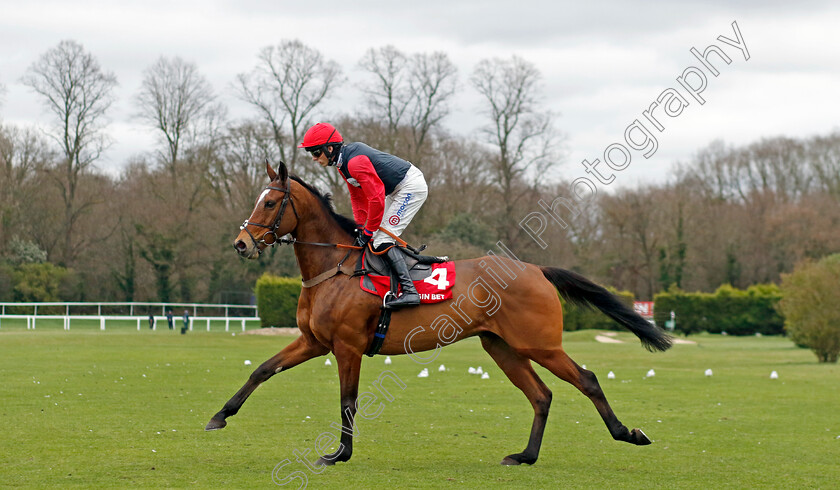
[{"left": 356, "top": 247, "right": 448, "bottom": 294}]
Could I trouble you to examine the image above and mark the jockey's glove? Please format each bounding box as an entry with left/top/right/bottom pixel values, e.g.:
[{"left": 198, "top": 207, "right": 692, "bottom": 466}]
[{"left": 354, "top": 229, "right": 373, "bottom": 248}]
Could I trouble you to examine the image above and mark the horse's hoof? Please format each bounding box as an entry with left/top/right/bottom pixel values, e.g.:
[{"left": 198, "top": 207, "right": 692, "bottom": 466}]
[
  {"left": 501, "top": 453, "right": 536, "bottom": 465},
  {"left": 631, "top": 428, "right": 652, "bottom": 445},
  {"left": 315, "top": 449, "right": 350, "bottom": 466},
  {"left": 315, "top": 457, "right": 335, "bottom": 466},
  {"left": 205, "top": 418, "right": 227, "bottom": 431}
]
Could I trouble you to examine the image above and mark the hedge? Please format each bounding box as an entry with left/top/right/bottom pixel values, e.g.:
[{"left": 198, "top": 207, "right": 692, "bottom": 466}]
[
  {"left": 254, "top": 274, "right": 302, "bottom": 328},
  {"left": 653, "top": 283, "right": 783, "bottom": 336},
  {"left": 561, "top": 288, "right": 635, "bottom": 332}
]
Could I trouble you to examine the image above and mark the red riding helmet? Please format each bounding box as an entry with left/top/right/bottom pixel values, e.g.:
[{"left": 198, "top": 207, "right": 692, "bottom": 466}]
[{"left": 298, "top": 122, "right": 343, "bottom": 149}]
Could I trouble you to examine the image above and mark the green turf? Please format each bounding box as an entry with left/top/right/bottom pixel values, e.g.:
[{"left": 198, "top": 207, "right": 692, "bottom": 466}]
[{"left": 1, "top": 328, "right": 838, "bottom": 488}]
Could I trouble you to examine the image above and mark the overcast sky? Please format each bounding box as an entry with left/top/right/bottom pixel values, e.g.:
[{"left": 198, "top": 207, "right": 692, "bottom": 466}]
[{"left": 1, "top": 0, "right": 839, "bottom": 188}]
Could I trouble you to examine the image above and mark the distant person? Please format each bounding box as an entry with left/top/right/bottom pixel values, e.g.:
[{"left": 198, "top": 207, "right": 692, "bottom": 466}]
[
  {"left": 166, "top": 309, "right": 174, "bottom": 330},
  {"left": 148, "top": 312, "right": 155, "bottom": 330},
  {"left": 181, "top": 310, "right": 190, "bottom": 335}
]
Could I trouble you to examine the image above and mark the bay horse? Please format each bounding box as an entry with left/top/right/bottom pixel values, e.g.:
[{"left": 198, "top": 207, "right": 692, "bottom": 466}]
[{"left": 207, "top": 161, "right": 672, "bottom": 466}]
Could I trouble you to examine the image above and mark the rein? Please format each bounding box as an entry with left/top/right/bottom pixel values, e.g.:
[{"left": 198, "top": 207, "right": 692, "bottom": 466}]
[{"left": 279, "top": 236, "right": 362, "bottom": 250}]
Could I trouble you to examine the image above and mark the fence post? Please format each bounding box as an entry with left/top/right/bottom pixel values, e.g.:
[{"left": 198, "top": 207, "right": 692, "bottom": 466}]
[
  {"left": 137, "top": 318, "right": 140, "bottom": 331},
  {"left": 100, "top": 317, "right": 105, "bottom": 331},
  {"left": 225, "top": 318, "right": 229, "bottom": 332},
  {"left": 206, "top": 318, "right": 210, "bottom": 332},
  {"left": 242, "top": 319, "right": 246, "bottom": 332}
]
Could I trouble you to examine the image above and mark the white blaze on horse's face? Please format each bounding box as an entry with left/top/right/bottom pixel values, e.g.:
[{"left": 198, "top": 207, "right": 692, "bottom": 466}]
[
  {"left": 253, "top": 189, "right": 271, "bottom": 215},
  {"left": 245, "top": 188, "right": 277, "bottom": 228},
  {"left": 236, "top": 188, "right": 275, "bottom": 257}
]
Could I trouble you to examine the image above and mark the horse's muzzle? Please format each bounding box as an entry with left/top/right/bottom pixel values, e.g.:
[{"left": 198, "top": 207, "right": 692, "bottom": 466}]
[{"left": 233, "top": 238, "right": 259, "bottom": 259}]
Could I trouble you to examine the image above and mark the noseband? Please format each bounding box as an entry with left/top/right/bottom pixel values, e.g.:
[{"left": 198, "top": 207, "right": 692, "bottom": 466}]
[{"left": 239, "top": 180, "right": 299, "bottom": 254}]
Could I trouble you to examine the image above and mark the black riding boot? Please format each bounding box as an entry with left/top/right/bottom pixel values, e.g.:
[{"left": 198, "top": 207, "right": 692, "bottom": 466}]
[{"left": 384, "top": 247, "right": 420, "bottom": 308}]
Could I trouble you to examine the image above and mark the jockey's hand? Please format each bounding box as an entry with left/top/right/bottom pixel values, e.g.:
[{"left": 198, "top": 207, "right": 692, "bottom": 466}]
[{"left": 354, "top": 229, "right": 372, "bottom": 248}]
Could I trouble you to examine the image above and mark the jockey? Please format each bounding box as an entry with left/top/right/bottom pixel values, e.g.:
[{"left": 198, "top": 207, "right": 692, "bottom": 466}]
[{"left": 299, "top": 122, "right": 427, "bottom": 308}]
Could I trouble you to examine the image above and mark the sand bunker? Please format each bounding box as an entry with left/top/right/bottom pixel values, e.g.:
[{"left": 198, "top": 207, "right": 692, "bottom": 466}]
[
  {"left": 241, "top": 327, "right": 300, "bottom": 336},
  {"left": 595, "top": 335, "right": 624, "bottom": 343},
  {"left": 671, "top": 337, "right": 697, "bottom": 345}
]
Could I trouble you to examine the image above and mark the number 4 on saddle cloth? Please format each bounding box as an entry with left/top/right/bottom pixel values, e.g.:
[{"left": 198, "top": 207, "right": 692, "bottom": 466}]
[{"left": 357, "top": 248, "right": 455, "bottom": 303}]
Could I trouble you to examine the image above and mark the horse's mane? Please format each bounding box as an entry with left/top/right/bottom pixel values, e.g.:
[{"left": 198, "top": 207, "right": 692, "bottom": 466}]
[{"left": 289, "top": 175, "right": 357, "bottom": 237}]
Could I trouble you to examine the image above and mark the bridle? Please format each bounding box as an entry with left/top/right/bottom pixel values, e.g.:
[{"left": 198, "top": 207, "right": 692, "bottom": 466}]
[
  {"left": 239, "top": 176, "right": 368, "bottom": 255},
  {"left": 239, "top": 179, "right": 299, "bottom": 254}
]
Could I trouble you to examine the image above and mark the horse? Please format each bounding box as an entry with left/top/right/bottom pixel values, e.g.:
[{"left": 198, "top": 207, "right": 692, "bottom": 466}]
[{"left": 206, "top": 160, "right": 672, "bottom": 466}]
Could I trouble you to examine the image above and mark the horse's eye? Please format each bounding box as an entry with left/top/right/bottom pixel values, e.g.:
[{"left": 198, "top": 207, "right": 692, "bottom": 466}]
[{"left": 265, "top": 201, "right": 276, "bottom": 209}]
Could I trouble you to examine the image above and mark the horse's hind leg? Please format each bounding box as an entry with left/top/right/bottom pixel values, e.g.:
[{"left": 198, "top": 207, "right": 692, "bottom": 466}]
[
  {"left": 480, "top": 333, "right": 553, "bottom": 465},
  {"left": 526, "top": 348, "right": 651, "bottom": 445},
  {"left": 206, "top": 336, "right": 328, "bottom": 430}
]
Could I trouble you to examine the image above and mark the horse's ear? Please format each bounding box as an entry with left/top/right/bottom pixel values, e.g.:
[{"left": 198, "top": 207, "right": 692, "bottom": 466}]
[
  {"left": 265, "top": 160, "right": 277, "bottom": 181},
  {"left": 276, "top": 160, "right": 288, "bottom": 183}
]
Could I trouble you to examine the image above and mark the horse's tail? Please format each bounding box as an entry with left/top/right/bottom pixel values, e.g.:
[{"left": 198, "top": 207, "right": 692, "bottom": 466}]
[{"left": 540, "top": 266, "right": 672, "bottom": 352}]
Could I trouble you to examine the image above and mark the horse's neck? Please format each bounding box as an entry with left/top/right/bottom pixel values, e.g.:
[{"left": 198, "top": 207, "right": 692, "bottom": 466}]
[{"left": 291, "top": 200, "right": 355, "bottom": 282}]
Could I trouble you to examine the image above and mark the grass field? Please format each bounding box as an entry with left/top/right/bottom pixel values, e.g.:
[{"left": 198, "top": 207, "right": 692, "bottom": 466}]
[{"left": 1, "top": 326, "right": 838, "bottom": 488}]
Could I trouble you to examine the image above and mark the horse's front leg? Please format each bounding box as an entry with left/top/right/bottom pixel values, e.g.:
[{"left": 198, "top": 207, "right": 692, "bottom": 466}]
[
  {"left": 316, "top": 340, "right": 363, "bottom": 465},
  {"left": 206, "top": 336, "right": 328, "bottom": 430}
]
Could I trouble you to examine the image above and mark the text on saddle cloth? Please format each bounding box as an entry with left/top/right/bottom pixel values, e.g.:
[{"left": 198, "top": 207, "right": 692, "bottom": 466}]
[{"left": 360, "top": 260, "right": 456, "bottom": 303}]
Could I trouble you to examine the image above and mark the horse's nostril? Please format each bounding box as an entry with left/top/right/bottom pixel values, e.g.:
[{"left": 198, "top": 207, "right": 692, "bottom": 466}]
[{"left": 234, "top": 240, "right": 247, "bottom": 251}]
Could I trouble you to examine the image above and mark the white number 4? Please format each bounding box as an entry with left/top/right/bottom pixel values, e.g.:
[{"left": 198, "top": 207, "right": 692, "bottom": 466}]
[{"left": 423, "top": 268, "right": 450, "bottom": 290}]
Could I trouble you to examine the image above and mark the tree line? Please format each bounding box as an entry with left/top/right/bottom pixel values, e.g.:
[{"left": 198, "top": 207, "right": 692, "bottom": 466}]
[{"left": 1, "top": 39, "right": 838, "bottom": 304}]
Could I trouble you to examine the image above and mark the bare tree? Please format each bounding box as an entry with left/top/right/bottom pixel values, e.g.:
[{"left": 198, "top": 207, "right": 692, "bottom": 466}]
[
  {"left": 21, "top": 40, "right": 117, "bottom": 265},
  {"left": 213, "top": 120, "right": 281, "bottom": 212},
  {"left": 235, "top": 39, "right": 342, "bottom": 175},
  {"left": 407, "top": 51, "right": 457, "bottom": 153},
  {"left": 131, "top": 57, "right": 227, "bottom": 299},
  {"left": 0, "top": 125, "right": 51, "bottom": 250},
  {"left": 810, "top": 132, "right": 840, "bottom": 198},
  {"left": 358, "top": 46, "right": 411, "bottom": 137},
  {"left": 471, "top": 55, "right": 562, "bottom": 244},
  {"left": 135, "top": 56, "right": 220, "bottom": 174},
  {"left": 358, "top": 47, "right": 457, "bottom": 160}
]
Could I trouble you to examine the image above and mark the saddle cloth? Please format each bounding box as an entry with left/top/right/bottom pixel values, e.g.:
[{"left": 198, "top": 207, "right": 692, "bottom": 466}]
[{"left": 358, "top": 249, "right": 456, "bottom": 303}]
